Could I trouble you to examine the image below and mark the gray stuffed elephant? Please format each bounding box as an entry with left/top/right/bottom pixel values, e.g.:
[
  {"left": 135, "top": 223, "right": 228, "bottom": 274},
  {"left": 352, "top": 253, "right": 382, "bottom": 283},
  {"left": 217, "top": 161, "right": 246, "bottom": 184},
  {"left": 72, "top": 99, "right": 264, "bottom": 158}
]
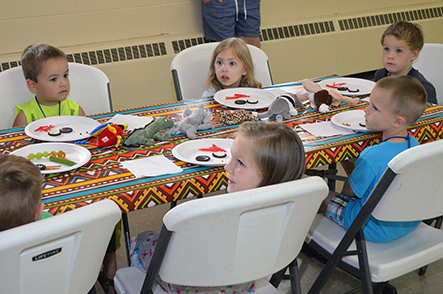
[{"left": 168, "top": 104, "right": 213, "bottom": 139}]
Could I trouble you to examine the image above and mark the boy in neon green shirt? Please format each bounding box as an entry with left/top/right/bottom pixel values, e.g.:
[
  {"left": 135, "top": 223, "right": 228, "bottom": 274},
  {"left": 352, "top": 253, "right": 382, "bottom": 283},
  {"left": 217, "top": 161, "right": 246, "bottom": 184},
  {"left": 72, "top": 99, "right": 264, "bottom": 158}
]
[{"left": 13, "top": 43, "right": 85, "bottom": 127}]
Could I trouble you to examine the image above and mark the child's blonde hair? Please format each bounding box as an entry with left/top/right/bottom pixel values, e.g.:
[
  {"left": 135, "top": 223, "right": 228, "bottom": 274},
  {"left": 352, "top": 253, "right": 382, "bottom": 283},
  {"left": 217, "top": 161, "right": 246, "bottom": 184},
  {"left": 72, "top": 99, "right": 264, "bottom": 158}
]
[
  {"left": 377, "top": 76, "right": 427, "bottom": 126},
  {"left": 21, "top": 43, "right": 67, "bottom": 82},
  {"left": 0, "top": 155, "right": 43, "bottom": 232},
  {"left": 381, "top": 21, "right": 424, "bottom": 52},
  {"left": 236, "top": 121, "right": 305, "bottom": 186},
  {"left": 205, "top": 38, "right": 262, "bottom": 91}
]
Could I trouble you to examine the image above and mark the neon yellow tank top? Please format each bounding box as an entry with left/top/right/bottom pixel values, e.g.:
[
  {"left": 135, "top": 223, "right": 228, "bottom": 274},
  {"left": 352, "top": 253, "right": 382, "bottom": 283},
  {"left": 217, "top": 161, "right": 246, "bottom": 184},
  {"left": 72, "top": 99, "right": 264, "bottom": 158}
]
[{"left": 15, "top": 97, "right": 80, "bottom": 124}]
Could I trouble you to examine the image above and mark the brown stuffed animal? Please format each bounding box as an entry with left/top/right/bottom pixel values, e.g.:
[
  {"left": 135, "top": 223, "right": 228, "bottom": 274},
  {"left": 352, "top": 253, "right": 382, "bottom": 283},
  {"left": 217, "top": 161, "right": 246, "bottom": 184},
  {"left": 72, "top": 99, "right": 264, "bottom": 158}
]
[
  {"left": 300, "top": 79, "right": 360, "bottom": 113},
  {"left": 313, "top": 90, "right": 333, "bottom": 112}
]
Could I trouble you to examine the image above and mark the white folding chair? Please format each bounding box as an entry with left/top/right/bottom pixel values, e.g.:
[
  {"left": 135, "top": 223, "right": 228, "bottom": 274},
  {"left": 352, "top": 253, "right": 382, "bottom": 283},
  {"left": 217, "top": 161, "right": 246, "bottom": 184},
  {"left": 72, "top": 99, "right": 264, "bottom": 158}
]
[
  {"left": 306, "top": 139, "right": 443, "bottom": 294},
  {"left": 68, "top": 63, "right": 113, "bottom": 114},
  {"left": 0, "top": 63, "right": 113, "bottom": 129},
  {"left": 170, "top": 42, "right": 273, "bottom": 101},
  {"left": 115, "top": 177, "right": 329, "bottom": 294},
  {"left": 0, "top": 199, "right": 121, "bottom": 294},
  {"left": 414, "top": 43, "right": 443, "bottom": 105}
]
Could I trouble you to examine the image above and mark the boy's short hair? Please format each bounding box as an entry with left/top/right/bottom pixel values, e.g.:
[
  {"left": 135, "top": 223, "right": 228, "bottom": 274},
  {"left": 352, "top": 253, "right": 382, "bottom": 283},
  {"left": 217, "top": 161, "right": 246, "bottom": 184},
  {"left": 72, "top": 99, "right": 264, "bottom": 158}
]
[
  {"left": 21, "top": 43, "right": 67, "bottom": 82},
  {"left": 380, "top": 21, "right": 424, "bottom": 52},
  {"left": 377, "top": 76, "right": 427, "bottom": 126},
  {"left": 236, "top": 121, "right": 305, "bottom": 186},
  {"left": 0, "top": 154, "right": 43, "bottom": 232}
]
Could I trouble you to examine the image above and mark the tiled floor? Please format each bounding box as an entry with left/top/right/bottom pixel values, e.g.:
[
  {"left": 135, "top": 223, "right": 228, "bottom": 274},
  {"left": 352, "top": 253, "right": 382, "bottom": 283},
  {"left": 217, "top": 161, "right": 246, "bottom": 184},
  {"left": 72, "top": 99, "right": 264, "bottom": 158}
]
[{"left": 101, "top": 165, "right": 443, "bottom": 294}]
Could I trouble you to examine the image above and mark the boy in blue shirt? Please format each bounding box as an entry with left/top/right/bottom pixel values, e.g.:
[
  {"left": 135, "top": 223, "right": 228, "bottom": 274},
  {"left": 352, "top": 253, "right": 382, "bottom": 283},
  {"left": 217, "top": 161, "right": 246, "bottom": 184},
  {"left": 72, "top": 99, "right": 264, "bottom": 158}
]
[
  {"left": 374, "top": 21, "right": 437, "bottom": 104},
  {"left": 319, "top": 76, "right": 427, "bottom": 243},
  {"left": 13, "top": 43, "right": 85, "bottom": 127}
]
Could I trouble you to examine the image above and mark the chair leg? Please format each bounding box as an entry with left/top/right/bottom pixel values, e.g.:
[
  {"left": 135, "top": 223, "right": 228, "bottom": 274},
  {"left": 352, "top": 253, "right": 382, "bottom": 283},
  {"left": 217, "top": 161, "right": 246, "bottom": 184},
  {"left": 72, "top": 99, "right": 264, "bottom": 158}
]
[
  {"left": 87, "top": 286, "right": 97, "bottom": 294},
  {"left": 305, "top": 163, "right": 348, "bottom": 192},
  {"left": 307, "top": 230, "right": 374, "bottom": 294},
  {"left": 435, "top": 217, "right": 443, "bottom": 229},
  {"left": 269, "top": 266, "right": 287, "bottom": 288},
  {"left": 381, "top": 283, "right": 398, "bottom": 294},
  {"left": 170, "top": 194, "right": 203, "bottom": 210},
  {"left": 301, "top": 243, "right": 328, "bottom": 264},
  {"left": 122, "top": 212, "right": 132, "bottom": 266},
  {"left": 355, "top": 230, "right": 373, "bottom": 294},
  {"left": 418, "top": 265, "right": 428, "bottom": 276},
  {"left": 418, "top": 215, "right": 443, "bottom": 275},
  {"left": 372, "top": 282, "right": 398, "bottom": 294},
  {"left": 289, "top": 258, "right": 302, "bottom": 294}
]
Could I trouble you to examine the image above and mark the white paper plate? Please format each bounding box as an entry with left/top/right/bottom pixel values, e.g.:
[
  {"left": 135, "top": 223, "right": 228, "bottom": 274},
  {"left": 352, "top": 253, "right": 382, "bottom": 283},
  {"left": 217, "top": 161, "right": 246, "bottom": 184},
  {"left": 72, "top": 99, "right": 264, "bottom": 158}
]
[
  {"left": 10, "top": 143, "right": 91, "bottom": 174},
  {"left": 318, "top": 77, "right": 376, "bottom": 97},
  {"left": 214, "top": 88, "right": 276, "bottom": 109},
  {"left": 172, "top": 138, "right": 234, "bottom": 166},
  {"left": 331, "top": 110, "right": 370, "bottom": 132},
  {"left": 25, "top": 116, "right": 101, "bottom": 142}
]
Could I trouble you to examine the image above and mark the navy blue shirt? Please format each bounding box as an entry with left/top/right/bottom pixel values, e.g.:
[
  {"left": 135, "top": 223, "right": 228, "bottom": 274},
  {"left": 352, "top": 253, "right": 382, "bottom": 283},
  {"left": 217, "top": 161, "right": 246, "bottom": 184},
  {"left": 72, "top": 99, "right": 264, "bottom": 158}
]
[{"left": 374, "top": 68, "right": 437, "bottom": 104}]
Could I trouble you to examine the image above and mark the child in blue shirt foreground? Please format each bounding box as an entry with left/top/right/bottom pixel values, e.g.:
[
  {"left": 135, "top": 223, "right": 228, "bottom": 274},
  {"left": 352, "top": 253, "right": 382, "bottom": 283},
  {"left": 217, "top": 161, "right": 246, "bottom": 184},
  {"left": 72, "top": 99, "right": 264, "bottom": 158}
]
[
  {"left": 320, "top": 76, "right": 427, "bottom": 243},
  {"left": 129, "top": 121, "right": 306, "bottom": 293}
]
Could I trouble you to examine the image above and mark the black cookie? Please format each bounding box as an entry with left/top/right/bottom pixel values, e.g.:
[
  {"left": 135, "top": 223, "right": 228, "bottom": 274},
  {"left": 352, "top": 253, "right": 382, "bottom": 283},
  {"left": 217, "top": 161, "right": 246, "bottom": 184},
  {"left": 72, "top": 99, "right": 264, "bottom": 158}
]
[
  {"left": 337, "top": 86, "right": 348, "bottom": 91},
  {"left": 234, "top": 100, "right": 247, "bottom": 105},
  {"left": 36, "top": 164, "right": 46, "bottom": 170},
  {"left": 60, "top": 127, "right": 73, "bottom": 133},
  {"left": 196, "top": 155, "right": 211, "bottom": 162}
]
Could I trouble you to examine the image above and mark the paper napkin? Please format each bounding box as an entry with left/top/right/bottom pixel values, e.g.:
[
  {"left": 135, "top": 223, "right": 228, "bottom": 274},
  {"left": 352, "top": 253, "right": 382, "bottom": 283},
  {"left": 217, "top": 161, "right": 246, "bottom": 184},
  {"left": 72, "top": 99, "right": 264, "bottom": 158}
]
[
  {"left": 121, "top": 155, "right": 183, "bottom": 178},
  {"left": 301, "top": 121, "right": 355, "bottom": 137},
  {"left": 108, "top": 114, "right": 154, "bottom": 131}
]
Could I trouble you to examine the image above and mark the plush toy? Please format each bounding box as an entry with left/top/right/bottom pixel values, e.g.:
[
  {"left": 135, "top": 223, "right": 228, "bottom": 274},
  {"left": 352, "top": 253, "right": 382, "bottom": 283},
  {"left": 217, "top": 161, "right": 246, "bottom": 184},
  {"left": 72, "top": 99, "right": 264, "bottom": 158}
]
[
  {"left": 257, "top": 93, "right": 305, "bottom": 120},
  {"left": 122, "top": 117, "right": 174, "bottom": 148},
  {"left": 301, "top": 79, "right": 360, "bottom": 113},
  {"left": 167, "top": 104, "right": 213, "bottom": 139},
  {"left": 76, "top": 122, "right": 128, "bottom": 148}
]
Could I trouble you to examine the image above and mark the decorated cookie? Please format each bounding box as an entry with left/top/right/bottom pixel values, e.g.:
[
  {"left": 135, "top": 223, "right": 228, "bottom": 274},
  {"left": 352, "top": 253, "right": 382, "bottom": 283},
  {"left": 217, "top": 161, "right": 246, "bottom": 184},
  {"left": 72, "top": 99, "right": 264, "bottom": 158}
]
[
  {"left": 212, "top": 151, "right": 227, "bottom": 158},
  {"left": 48, "top": 129, "right": 61, "bottom": 136}
]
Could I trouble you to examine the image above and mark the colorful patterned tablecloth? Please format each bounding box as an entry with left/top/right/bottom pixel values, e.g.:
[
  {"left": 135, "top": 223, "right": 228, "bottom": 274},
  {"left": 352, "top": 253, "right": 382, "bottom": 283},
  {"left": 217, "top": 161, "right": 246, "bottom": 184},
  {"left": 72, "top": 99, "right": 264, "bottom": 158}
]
[{"left": 1, "top": 75, "right": 442, "bottom": 215}]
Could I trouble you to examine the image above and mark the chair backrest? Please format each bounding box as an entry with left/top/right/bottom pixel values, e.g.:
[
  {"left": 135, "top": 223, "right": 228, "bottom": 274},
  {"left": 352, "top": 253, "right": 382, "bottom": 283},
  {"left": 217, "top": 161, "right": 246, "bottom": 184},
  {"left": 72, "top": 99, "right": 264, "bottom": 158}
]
[
  {"left": 0, "top": 63, "right": 112, "bottom": 129},
  {"left": 0, "top": 200, "right": 121, "bottom": 294},
  {"left": 414, "top": 43, "right": 443, "bottom": 105},
  {"left": 371, "top": 139, "right": 443, "bottom": 222},
  {"left": 170, "top": 42, "right": 273, "bottom": 101},
  {"left": 151, "top": 176, "right": 328, "bottom": 287}
]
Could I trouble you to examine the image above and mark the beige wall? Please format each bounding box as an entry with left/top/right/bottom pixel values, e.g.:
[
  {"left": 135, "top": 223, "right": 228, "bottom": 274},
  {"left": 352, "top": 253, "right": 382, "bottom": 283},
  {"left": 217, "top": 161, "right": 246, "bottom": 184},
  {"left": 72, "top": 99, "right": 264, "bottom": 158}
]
[{"left": 1, "top": 0, "right": 443, "bottom": 111}]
